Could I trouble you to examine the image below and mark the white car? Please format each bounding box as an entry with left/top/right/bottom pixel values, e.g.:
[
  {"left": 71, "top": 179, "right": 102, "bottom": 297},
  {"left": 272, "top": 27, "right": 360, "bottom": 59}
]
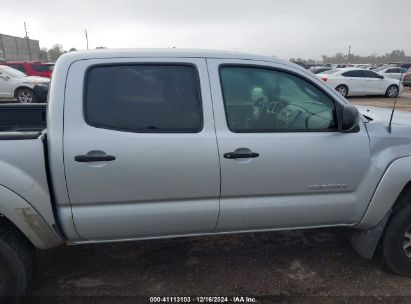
[
  {"left": 374, "top": 66, "right": 409, "bottom": 82},
  {"left": 0, "top": 65, "right": 50, "bottom": 103},
  {"left": 317, "top": 68, "right": 403, "bottom": 98}
]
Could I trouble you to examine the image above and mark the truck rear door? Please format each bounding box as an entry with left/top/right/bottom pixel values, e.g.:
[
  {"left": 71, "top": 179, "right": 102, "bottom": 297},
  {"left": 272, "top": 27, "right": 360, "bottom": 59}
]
[{"left": 63, "top": 58, "right": 220, "bottom": 240}]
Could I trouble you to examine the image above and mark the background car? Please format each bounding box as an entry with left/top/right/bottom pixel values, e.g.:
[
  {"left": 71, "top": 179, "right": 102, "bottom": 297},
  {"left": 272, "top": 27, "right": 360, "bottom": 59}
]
[
  {"left": 0, "top": 61, "right": 54, "bottom": 78},
  {"left": 309, "top": 67, "right": 333, "bottom": 74},
  {"left": 374, "top": 66, "right": 409, "bottom": 82},
  {"left": 317, "top": 68, "right": 403, "bottom": 98},
  {"left": 0, "top": 65, "right": 50, "bottom": 103}
]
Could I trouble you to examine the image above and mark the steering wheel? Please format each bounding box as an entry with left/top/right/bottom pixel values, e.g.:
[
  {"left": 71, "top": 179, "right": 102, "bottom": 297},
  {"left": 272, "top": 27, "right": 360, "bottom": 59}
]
[
  {"left": 245, "top": 97, "right": 267, "bottom": 129},
  {"left": 277, "top": 104, "right": 307, "bottom": 129}
]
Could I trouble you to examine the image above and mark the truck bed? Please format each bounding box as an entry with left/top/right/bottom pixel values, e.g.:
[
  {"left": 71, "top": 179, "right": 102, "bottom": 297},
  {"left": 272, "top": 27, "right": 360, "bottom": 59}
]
[{"left": 0, "top": 104, "right": 47, "bottom": 133}]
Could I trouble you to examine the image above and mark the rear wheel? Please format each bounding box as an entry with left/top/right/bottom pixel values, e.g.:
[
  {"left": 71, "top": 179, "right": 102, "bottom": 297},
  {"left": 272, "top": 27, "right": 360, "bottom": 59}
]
[
  {"left": 15, "top": 88, "right": 36, "bottom": 104},
  {"left": 0, "top": 218, "right": 34, "bottom": 302},
  {"left": 335, "top": 85, "right": 348, "bottom": 97},
  {"left": 385, "top": 85, "right": 399, "bottom": 98},
  {"left": 382, "top": 201, "right": 411, "bottom": 276}
]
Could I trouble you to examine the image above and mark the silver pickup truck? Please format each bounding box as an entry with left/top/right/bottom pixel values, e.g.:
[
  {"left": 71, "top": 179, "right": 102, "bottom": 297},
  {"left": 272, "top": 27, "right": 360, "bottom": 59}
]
[{"left": 1, "top": 49, "right": 411, "bottom": 299}]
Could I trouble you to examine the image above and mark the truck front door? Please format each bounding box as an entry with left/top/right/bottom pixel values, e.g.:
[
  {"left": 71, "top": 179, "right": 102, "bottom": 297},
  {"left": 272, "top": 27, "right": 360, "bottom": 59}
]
[{"left": 207, "top": 59, "right": 375, "bottom": 232}]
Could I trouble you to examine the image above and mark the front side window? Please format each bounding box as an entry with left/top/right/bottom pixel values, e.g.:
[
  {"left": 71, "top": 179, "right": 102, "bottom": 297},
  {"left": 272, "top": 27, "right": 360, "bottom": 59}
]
[
  {"left": 220, "top": 66, "right": 336, "bottom": 132},
  {"left": 85, "top": 65, "right": 202, "bottom": 133},
  {"left": 342, "top": 70, "right": 364, "bottom": 77}
]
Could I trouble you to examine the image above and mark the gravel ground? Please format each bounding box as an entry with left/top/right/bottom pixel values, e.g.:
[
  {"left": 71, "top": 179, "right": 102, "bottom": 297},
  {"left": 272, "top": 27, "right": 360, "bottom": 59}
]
[
  {"left": 349, "top": 86, "right": 411, "bottom": 111},
  {"left": 21, "top": 87, "right": 411, "bottom": 303},
  {"left": 28, "top": 228, "right": 411, "bottom": 303}
]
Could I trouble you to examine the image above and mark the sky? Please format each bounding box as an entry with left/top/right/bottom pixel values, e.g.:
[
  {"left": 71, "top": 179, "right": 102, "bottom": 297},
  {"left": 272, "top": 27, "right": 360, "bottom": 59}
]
[{"left": 0, "top": 0, "right": 410, "bottom": 60}]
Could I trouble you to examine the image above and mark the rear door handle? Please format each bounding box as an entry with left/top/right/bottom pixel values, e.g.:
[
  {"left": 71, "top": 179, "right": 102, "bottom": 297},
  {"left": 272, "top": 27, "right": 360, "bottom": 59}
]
[
  {"left": 223, "top": 151, "right": 259, "bottom": 159},
  {"left": 75, "top": 151, "right": 116, "bottom": 162}
]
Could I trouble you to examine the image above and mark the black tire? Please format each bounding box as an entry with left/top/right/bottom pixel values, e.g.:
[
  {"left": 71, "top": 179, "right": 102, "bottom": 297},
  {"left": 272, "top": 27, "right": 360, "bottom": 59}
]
[
  {"left": 382, "top": 198, "right": 411, "bottom": 276},
  {"left": 385, "top": 85, "right": 399, "bottom": 98},
  {"left": 335, "top": 85, "right": 349, "bottom": 98},
  {"left": 0, "top": 218, "right": 35, "bottom": 303},
  {"left": 14, "top": 88, "right": 36, "bottom": 104}
]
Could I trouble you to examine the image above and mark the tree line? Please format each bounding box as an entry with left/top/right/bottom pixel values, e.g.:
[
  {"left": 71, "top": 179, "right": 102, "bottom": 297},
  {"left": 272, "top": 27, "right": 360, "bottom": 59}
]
[
  {"left": 293, "top": 50, "right": 411, "bottom": 65},
  {"left": 39, "top": 44, "right": 106, "bottom": 61}
]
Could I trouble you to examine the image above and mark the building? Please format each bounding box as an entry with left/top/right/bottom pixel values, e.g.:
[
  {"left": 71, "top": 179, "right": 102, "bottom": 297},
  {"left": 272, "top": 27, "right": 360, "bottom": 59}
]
[{"left": 0, "top": 33, "right": 40, "bottom": 61}]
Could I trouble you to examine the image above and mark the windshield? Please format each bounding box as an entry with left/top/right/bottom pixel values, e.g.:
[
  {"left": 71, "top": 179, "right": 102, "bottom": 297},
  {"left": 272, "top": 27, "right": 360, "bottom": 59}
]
[
  {"left": 0, "top": 65, "right": 27, "bottom": 77},
  {"left": 321, "top": 69, "right": 341, "bottom": 75}
]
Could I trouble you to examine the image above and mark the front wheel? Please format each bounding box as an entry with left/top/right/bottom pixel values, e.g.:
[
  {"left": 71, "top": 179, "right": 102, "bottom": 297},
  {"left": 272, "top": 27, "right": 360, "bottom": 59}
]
[
  {"left": 385, "top": 85, "right": 399, "bottom": 98},
  {"left": 15, "top": 88, "right": 36, "bottom": 104},
  {"left": 382, "top": 202, "right": 411, "bottom": 276},
  {"left": 335, "top": 85, "right": 348, "bottom": 97},
  {"left": 0, "top": 220, "right": 35, "bottom": 302}
]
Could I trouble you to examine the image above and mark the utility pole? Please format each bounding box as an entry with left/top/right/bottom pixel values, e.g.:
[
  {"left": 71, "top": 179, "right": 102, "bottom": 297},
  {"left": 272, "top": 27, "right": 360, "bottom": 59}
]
[
  {"left": 24, "top": 22, "right": 32, "bottom": 60},
  {"left": 85, "top": 29, "right": 89, "bottom": 50},
  {"left": 347, "top": 44, "right": 351, "bottom": 64}
]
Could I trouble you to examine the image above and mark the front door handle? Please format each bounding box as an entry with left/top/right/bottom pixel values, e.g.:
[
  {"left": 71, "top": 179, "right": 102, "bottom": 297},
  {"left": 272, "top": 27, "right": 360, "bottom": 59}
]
[
  {"left": 223, "top": 151, "right": 259, "bottom": 159},
  {"left": 75, "top": 150, "right": 116, "bottom": 162}
]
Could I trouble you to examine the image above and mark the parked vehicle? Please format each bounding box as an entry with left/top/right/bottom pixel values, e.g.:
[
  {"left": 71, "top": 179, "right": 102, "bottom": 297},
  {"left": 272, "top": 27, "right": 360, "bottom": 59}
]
[
  {"left": 0, "top": 65, "right": 50, "bottom": 103},
  {"left": 309, "top": 67, "right": 332, "bottom": 74},
  {"left": 3, "top": 49, "right": 411, "bottom": 300},
  {"left": 317, "top": 68, "right": 403, "bottom": 97},
  {"left": 389, "top": 62, "right": 411, "bottom": 71},
  {"left": 374, "top": 67, "right": 409, "bottom": 82},
  {"left": 1, "top": 61, "right": 54, "bottom": 78},
  {"left": 352, "top": 64, "right": 373, "bottom": 69}
]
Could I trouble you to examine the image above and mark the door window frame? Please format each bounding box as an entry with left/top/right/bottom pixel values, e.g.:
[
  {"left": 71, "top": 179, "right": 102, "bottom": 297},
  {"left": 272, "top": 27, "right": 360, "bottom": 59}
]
[
  {"left": 83, "top": 62, "right": 204, "bottom": 133},
  {"left": 218, "top": 64, "right": 340, "bottom": 133}
]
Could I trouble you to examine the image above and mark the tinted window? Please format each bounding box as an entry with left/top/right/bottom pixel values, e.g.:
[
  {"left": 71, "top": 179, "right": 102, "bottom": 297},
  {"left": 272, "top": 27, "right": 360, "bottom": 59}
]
[
  {"left": 363, "top": 70, "right": 381, "bottom": 78},
  {"left": 220, "top": 66, "right": 336, "bottom": 132},
  {"left": 85, "top": 65, "right": 202, "bottom": 133},
  {"left": 342, "top": 70, "right": 364, "bottom": 77},
  {"left": 32, "top": 64, "right": 54, "bottom": 72}
]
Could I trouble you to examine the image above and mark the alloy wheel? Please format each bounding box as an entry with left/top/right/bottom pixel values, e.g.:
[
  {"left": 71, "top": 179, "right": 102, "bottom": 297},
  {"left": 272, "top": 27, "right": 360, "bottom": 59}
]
[
  {"left": 388, "top": 86, "right": 398, "bottom": 98},
  {"left": 17, "top": 91, "right": 33, "bottom": 103}
]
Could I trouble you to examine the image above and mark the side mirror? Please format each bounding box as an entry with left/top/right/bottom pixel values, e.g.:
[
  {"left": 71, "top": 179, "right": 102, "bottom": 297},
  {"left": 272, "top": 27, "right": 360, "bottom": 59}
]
[
  {"left": 0, "top": 74, "right": 8, "bottom": 80},
  {"left": 379, "top": 75, "right": 384, "bottom": 79},
  {"left": 339, "top": 103, "right": 360, "bottom": 132}
]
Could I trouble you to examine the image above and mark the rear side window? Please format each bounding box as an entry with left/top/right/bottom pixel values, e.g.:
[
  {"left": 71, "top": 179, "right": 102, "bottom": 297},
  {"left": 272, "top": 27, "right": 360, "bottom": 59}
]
[
  {"left": 85, "top": 65, "right": 203, "bottom": 133},
  {"left": 32, "top": 64, "right": 54, "bottom": 72},
  {"left": 342, "top": 70, "right": 364, "bottom": 77},
  {"left": 363, "top": 70, "right": 381, "bottom": 78}
]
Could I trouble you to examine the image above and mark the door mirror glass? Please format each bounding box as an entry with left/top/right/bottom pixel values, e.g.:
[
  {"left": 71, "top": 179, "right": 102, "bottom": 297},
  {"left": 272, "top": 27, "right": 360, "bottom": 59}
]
[{"left": 340, "top": 104, "right": 360, "bottom": 132}]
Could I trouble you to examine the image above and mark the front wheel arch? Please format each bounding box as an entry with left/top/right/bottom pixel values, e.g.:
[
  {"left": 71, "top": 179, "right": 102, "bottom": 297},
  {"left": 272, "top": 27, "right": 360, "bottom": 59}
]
[{"left": 14, "top": 87, "right": 36, "bottom": 103}]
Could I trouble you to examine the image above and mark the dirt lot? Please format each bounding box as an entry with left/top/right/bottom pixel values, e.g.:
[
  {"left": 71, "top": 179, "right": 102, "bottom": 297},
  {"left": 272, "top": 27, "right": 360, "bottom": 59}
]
[
  {"left": 25, "top": 87, "right": 411, "bottom": 303},
  {"left": 29, "top": 229, "right": 411, "bottom": 303},
  {"left": 349, "top": 86, "right": 411, "bottom": 111}
]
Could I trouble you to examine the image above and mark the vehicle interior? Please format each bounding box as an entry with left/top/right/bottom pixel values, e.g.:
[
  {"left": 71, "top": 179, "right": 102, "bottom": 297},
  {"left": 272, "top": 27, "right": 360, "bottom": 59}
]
[{"left": 220, "top": 67, "right": 336, "bottom": 131}]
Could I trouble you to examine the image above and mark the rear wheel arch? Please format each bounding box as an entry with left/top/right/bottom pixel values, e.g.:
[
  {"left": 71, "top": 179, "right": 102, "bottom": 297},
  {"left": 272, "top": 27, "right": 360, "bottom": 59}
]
[
  {"left": 385, "top": 84, "right": 399, "bottom": 98},
  {"left": 335, "top": 84, "right": 349, "bottom": 97},
  {"left": 0, "top": 213, "right": 35, "bottom": 298},
  {"left": 0, "top": 185, "right": 62, "bottom": 249}
]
